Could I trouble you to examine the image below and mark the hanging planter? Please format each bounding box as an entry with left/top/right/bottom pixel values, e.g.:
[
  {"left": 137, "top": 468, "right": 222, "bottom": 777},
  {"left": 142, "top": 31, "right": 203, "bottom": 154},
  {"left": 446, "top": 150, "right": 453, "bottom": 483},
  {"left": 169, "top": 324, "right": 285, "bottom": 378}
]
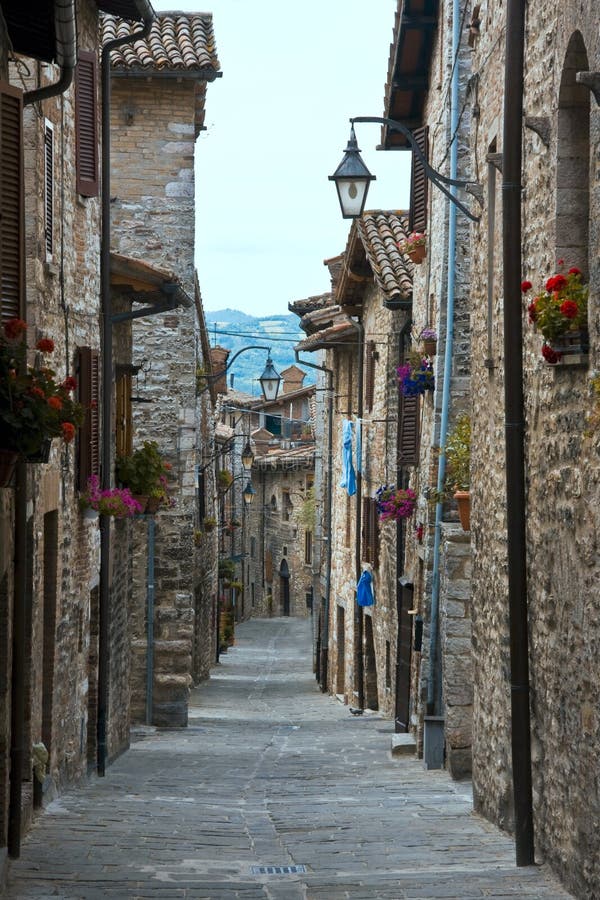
[
  {"left": 375, "top": 485, "right": 417, "bottom": 522},
  {"left": 0, "top": 449, "right": 18, "bottom": 488},
  {"left": 397, "top": 353, "right": 435, "bottom": 397},
  {"left": 523, "top": 266, "right": 588, "bottom": 365},
  {"left": 419, "top": 327, "right": 437, "bottom": 357}
]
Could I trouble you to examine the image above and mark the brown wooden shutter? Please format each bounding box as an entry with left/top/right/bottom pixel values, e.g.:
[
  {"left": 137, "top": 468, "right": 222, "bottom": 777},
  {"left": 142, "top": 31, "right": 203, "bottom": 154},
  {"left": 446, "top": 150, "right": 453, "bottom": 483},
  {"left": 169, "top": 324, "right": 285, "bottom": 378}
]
[
  {"left": 364, "top": 340, "right": 375, "bottom": 413},
  {"left": 362, "top": 497, "right": 380, "bottom": 569},
  {"left": 409, "top": 126, "right": 428, "bottom": 234},
  {"left": 44, "top": 122, "right": 54, "bottom": 258},
  {"left": 75, "top": 50, "right": 99, "bottom": 197},
  {"left": 0, "top": 81, "right": 24, "bottom": 323},
  {"left": 115, "top": 372, "right": 132, "bottom": 459},
  {"left": 77, "top": 347, "right": 100, "bottom": 490},
  {"left": 398, "top": 393, "right": 420, "bottom": 466}
]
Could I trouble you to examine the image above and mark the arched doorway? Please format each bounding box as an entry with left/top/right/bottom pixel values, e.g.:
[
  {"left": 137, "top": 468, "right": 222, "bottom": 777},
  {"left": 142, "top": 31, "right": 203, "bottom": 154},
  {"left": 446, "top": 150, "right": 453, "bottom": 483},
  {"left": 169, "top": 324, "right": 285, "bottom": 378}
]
[{"left": 279, "top": 559, "right": 290, "bottom": 616}]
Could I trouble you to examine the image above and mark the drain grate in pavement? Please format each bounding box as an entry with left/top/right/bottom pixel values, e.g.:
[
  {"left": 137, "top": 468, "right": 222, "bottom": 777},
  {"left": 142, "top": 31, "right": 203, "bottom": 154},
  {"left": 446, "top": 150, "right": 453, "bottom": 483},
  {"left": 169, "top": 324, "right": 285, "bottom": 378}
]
[{"left": 251, "top": 865, "right": 307, "bottom": 876}]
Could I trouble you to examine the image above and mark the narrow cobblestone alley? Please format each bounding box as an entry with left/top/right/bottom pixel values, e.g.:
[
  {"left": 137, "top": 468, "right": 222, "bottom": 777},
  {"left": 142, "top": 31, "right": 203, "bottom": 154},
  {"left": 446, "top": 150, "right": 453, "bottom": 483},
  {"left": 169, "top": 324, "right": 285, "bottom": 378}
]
[{"left": 5, "top": 619, "right": 571, "bottom": 900}]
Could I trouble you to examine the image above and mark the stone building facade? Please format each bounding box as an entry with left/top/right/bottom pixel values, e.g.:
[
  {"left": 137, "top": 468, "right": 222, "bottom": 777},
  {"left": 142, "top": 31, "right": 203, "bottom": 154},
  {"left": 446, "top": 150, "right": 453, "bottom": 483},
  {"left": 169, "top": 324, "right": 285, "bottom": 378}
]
[
  {"left": 103, "top": 12, "right": 220, "bottom": 726},
  {"left": 467, "top": 1, "right": 600, "bottom": 895},
  {"left": 0, "top": 0, "right": 154, "bottom": 872}
]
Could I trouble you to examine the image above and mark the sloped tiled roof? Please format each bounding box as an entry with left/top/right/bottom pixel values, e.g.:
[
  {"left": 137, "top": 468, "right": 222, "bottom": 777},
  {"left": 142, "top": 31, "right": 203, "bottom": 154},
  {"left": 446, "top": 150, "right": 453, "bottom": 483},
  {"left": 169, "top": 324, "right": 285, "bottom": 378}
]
[
  {"left": 295, "top": 319, "right": 357, "bottom": 353},
  {"left": 288, "top": 293, "right": 331, "bottom": 316},
  {"left": 101, "top": 12, "right": 220, "bottom": 75},
  {"left": 335, "top": 211, "right": 412, "bottom": 308}
]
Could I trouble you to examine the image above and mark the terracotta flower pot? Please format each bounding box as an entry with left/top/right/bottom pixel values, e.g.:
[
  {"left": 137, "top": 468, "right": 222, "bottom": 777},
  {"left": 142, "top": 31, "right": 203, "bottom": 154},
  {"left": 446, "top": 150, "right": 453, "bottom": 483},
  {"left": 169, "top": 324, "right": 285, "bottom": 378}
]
[
  {"left": 453, "top": 490, "right": 471, "bottom": 531},
  {"left": 423, "top": 339, "right": 437, "bottom": 356},
  {"left": 132, "top": 494, "right": 149, "bottom": 514},
  {"left": 408, "top": 243, "right": 426, "bottom": 264},
  {"left": 0, "top": 449, "right": 18, "bottom": 488}
]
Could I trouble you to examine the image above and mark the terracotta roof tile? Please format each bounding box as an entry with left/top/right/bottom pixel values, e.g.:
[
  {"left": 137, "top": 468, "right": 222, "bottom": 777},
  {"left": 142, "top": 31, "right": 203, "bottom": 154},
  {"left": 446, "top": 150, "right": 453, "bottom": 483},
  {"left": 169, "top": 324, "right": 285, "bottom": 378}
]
[
  {"left": 101, "top": 12, "right": 220, "bottom": 75},
  {"left": 335, "top": 211, "right": 412, "bottom": 307}
]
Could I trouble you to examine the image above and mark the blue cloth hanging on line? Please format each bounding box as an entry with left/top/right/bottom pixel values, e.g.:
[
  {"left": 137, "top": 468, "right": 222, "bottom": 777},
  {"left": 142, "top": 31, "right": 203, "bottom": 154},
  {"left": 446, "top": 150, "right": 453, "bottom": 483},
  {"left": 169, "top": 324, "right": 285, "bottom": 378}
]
[
  {"left": 357, "top": 569, "right": 374, "bottom": 607},
  {"left": 339, "top": 418, "right": 356, "bottom": 496}
]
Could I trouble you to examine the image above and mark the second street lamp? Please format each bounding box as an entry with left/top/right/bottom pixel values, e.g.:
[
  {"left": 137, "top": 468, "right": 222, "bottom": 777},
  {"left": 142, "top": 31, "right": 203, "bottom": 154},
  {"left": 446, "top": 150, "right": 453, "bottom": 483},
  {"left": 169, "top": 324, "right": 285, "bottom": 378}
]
[
  {"left": 241, "top": 440, "right": 254, "bottom": 470},
  {"left": 243, "top": 480, "right": 256, "bottom": 506}
]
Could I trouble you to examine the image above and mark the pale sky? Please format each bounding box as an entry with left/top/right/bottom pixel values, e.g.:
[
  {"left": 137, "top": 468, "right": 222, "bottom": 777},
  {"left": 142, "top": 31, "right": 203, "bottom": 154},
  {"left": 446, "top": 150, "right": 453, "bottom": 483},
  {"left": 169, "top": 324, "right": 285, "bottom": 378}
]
[{"left": 151, "top": 0, "right": 411, "bottom": 317}]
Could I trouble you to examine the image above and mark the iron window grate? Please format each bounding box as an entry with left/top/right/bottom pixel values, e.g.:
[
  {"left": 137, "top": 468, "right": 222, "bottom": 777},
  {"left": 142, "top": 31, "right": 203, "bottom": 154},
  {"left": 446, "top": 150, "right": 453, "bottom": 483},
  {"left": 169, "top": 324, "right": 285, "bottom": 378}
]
[{"left": 251, "top": 865, "right": 307, "bottom": 876}]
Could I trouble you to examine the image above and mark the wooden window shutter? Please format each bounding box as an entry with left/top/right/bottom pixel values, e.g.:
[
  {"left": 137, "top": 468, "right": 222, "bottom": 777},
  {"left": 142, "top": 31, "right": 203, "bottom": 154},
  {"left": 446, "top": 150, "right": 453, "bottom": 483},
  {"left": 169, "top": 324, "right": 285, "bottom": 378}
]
[
  {"left": 77, "top": 347, "right": 100, "bottom": 490},
  {"left": 365, "top": 340, "right": 375, "bottom": 413},
  {"left": 115, "top": 372, "right": 132, "bottom": 460},
  {"left": 44, "top": 121, "right": 54, "bottom": 258},
  {"left": 0, "top": 81, "right": 24, "bottom": 323},
  {"left": 75, "top": 50, "right": 99, "bottom": 197},
  {"left": 409, "top": 126, "right": 429, "bottom": 234},
  {"left": 398, "top": 393, "right": 420, "bottom": 466},
  {"left": 362, "top": 497, "right": 379, "bottom": 569}
]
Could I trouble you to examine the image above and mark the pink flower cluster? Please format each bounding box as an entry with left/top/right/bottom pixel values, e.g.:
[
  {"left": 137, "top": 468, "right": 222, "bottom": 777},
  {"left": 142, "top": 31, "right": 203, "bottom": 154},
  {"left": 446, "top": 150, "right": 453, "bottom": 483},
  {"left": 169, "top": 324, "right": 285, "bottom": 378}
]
[
  {"left": 375, "top": 485, "right": 417, "bottom": 522},
  {"left": 80, "top": 475, "right": 143, "bottom": 518}
]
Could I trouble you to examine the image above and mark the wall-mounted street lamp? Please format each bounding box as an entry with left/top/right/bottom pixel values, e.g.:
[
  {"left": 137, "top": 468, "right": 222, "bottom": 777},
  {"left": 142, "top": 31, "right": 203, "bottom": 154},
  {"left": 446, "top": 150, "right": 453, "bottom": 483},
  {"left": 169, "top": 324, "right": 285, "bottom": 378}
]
[
  {"left": 329, "top": 116, "right": 479, "bottom": 222},
  {"left": 241, "top": 441, "right": 254, "bottom": 470},
  {"left": 243, "top": 480, "right": 256, "bottom": 506},
  {"left": 200, "top": 345, "right": 281, "bottom": 402}
]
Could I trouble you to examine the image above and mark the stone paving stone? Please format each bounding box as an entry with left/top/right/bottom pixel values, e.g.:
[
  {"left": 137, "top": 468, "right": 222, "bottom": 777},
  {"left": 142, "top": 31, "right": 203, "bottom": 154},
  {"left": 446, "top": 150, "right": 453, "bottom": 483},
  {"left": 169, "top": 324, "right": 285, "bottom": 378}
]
[{"left": 6, "top": 618, "right": 573, "bottom": 900}]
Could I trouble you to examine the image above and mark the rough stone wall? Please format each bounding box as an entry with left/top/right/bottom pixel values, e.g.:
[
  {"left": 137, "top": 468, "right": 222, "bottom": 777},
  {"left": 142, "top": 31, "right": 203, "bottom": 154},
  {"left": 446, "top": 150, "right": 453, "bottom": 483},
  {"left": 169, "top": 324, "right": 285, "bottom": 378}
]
[
  {"left": 327, "top": 344, "right": 358, "bottom": 702},
  {"left": 397, "top": 2, "right": 473, "bottom": 766},
  {"left": 469, "top": 2, "right": 600, "bottom": 894},
  {"left": 0, "top": 504, "right": 14, "bottom": 853},
  {"left": 248, "top": 461, "right": 314, "bottom": 619},
  {"left": 10, "top": 2, "right": 124, "bottom": 805},
  {"left": 359, "top": 283, "right": 403, "bottom": 717},
  {"left": 110, "top": 77, "right": 200, "bottom": 726}
]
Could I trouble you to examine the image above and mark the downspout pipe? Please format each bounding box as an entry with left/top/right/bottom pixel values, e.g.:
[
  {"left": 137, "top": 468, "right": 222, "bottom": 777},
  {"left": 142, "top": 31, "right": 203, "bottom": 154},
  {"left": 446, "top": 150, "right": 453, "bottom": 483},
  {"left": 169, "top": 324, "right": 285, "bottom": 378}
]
[
  {"left": 426, "top": 0, "right": 460, "bottom": 723},
  {"left": 98, "top": 2, "right": 155, "bottom": 777},
  {"left": 295, "top": 351, "right": 333, "bottom": 691},
  {"left": 24, "top": 0, "right": 77, "bottom": 106},
  {"left": 502, "top": 0, "right": 534, "bottom": 867}
]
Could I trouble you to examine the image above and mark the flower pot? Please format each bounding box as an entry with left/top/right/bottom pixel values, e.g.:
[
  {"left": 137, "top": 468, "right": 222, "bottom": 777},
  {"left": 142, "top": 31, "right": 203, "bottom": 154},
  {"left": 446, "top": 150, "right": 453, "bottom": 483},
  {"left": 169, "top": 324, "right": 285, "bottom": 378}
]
[
  {"left": 132, "top": 494, "right": 149, "bottom": 514},
  {"left": 26, "top": 439, "right": 52, "bottom": 464},
  {"left": 453, "top": 490, "right": 471, "bottom": 532},
  {"left": 145, "top": 496, "right": 161, "bottom": 515},
  {"left": 0, "top": 449, "right": 18, "bottom": 488},
  {"left": 546, "top": 329, "right": 589, "bottom": 365},
  {"left": 423, "top": 339, "right": 437, "bottom": 357},
  {"left": 82, "top": 507, "right": 99, "bottom": 521},
  {"left": 408, "top": 244, "right": 426, "bottom": 265}
]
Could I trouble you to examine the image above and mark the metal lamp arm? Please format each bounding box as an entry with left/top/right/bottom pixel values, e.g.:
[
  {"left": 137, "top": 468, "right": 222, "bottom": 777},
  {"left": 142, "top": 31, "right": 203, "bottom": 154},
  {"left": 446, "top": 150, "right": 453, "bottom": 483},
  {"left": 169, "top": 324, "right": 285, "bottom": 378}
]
[
  {"left": 350, "top": 116, "right": 479, "bottom": 223},
  {"left": 199, "top": 345, "right": 272, "bottom": 392}
]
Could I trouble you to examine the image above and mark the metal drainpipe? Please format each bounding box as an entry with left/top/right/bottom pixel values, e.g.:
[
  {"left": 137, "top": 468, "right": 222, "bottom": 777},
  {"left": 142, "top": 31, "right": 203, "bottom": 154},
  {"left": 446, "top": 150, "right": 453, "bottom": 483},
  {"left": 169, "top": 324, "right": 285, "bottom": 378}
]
[
  {"left": 24, "top": 0, "right": 76, "bottom": 106},
  {"left": 145, "top": 516, "right": 155, "bottom": 724},
  {"left": 98, "top": 3, "right": 155, "bottom": 777},
  {"left": 502, "top": 0, "right": 534, "bottom": 867},
  {"left": 425, "top": 0, "right": 461, "bottom": 746},
  {"left": 349, "top": 319, "right": 364, "bottom": 710},
  {"left": 295, "top": 351, "right": 333, "bottom": 691},
  {"left": 9, "top": 0, "right": 78, "bottom": 858}
]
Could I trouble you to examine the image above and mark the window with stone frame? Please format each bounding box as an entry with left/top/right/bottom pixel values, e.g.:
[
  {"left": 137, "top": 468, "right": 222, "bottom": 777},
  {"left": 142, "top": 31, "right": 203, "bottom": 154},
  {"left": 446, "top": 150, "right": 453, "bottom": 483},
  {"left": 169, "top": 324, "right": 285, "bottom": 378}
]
[{"left": 0, "top": 80, "right": 24, "bottom": 324}]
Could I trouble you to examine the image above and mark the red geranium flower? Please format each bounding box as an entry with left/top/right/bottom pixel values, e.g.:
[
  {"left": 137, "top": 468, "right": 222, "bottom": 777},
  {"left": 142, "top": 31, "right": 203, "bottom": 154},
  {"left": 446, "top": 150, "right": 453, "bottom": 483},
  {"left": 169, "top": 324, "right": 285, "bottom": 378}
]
[
  {"left": 521, "top": 280, "right": 533, "bottom": 293},
  {"left": 30, "top": 386, "right": 45, "bottom": 398},
  {"left": 546, "top": 274, "right": 567, "bottom": 292},
  {"left": 568, "top": 267, "right": 581, "bottom": 276},
  {"left": 61, "top": 376, "right": 77, "bottom": 392},
  {"left": 557, "top": 258, "right": 564, "bottom": 266},
  {"left": 4, "top": 318, "right": 27, "bottom": 340},
  {"left": 560, "top": 300, "right": 578, "bottom": 319},
  {"left": 541, "top": 344, "right": 561, "bottom": 364},
  {"left": 36, "top": 338, "right": 55, "bottom": 353},
  {"left": 47, "top": 396, "right": 63, "bottom": 410},
  {"left": 61, "top": 422, "right": 75, "bottom": 443}
]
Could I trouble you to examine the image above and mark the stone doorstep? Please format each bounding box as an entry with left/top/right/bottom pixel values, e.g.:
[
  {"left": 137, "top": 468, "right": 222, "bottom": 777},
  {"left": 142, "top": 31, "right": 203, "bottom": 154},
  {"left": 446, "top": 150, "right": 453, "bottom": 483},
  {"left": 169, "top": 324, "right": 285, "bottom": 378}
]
[{"left": 390, "top": 733, "right": 417, "bottom": 756}]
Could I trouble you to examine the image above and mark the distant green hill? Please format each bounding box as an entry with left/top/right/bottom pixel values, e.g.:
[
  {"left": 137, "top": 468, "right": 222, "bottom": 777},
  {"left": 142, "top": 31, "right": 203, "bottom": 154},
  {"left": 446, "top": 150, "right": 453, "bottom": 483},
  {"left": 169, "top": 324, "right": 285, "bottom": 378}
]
[{"left": 205, "top": 310, "right": 314, "bottom": 395}]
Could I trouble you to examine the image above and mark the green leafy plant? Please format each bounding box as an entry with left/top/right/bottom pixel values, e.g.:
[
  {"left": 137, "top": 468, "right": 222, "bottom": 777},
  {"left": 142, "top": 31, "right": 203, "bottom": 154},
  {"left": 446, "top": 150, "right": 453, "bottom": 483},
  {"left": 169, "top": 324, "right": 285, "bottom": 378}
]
[
  {"left": 217, "top": 469, "right": 233, "bottom": 491},
  {"left": 298, "top": 486, "right": 316, "bottom": 530},
  {"left": 116, "top": 441, "right": 171, "bottom": 497},
  {"left": 444, "top": 414, "right": 471, "bottom": 492},
  {"left": 218, "top": 557, "right": 236, "bottom": 581},
  {"left": 202, "top": 516, "right": 217, "bottom": 532}
]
